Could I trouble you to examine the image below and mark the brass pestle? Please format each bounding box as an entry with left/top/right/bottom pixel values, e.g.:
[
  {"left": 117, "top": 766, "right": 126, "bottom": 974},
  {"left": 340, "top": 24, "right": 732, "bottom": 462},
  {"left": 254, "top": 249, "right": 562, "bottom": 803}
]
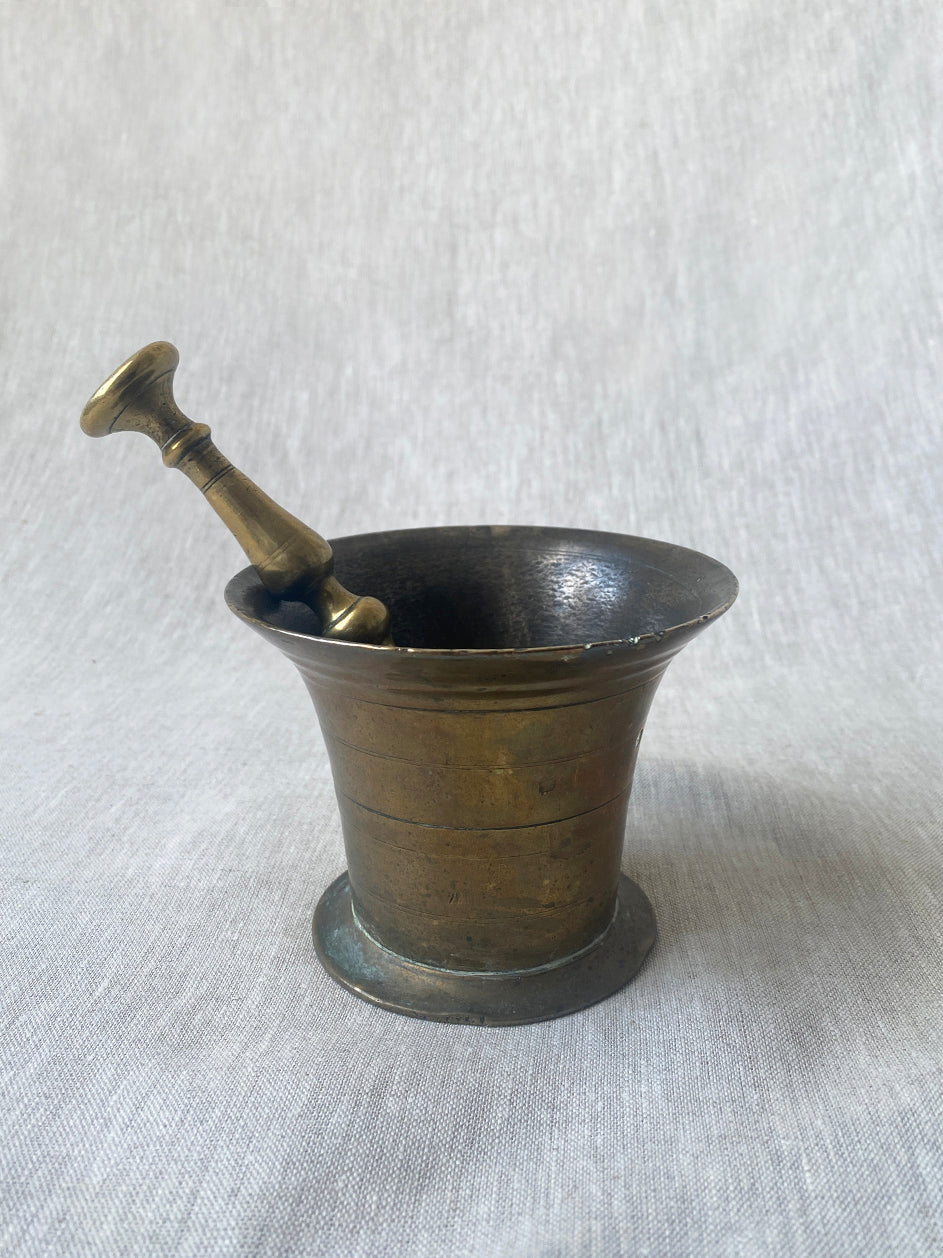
[{"left": 80, "top": 342, "right": 393, "bottom": 645}]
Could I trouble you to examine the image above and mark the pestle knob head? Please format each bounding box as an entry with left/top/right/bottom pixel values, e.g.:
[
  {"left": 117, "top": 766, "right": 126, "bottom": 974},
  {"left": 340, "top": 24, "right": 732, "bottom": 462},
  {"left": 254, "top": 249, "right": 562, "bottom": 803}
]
[{"left": 81, "top": 342, "right": 182, "bottom": 443}]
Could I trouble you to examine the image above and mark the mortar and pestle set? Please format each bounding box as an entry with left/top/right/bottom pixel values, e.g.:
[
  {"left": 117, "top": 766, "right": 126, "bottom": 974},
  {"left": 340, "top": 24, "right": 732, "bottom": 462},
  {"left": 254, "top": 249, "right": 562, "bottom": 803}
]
[{"left": 81, "top": 343, "right": 738, "bottom": 1025}]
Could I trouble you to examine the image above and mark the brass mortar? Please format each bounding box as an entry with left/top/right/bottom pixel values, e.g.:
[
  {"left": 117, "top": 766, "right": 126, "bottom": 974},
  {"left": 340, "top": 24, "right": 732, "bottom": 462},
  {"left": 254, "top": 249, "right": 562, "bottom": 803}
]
[{"left": 82, "top": 345, "right": 738, "bottom": 1025}]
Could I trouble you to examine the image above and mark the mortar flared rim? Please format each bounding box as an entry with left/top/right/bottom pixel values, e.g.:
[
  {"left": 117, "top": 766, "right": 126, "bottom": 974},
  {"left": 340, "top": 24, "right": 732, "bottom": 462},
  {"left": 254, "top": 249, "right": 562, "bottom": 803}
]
[{"left": 224, "top": 524, "right": 738, "bottom": 657}]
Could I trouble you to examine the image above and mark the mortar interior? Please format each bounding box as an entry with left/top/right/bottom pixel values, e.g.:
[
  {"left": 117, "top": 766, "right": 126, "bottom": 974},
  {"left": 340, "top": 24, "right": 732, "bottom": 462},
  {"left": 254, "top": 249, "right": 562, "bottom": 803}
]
[{"left": 236, "top": 525, "right": 738, "bottom": 651}]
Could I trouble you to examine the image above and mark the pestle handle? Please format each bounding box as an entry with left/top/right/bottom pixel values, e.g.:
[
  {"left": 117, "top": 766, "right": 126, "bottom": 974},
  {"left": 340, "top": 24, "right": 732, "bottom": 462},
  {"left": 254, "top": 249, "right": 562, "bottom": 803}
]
[{"left": 80, "top": 342, "right": 393, "bottom": 645}]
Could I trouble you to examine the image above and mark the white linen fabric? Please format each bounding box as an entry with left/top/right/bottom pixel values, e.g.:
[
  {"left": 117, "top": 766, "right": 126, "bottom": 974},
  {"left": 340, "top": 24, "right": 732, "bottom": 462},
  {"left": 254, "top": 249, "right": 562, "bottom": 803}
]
[{"left": 1, "top": 3, "right": 941, "bottom": 1255}]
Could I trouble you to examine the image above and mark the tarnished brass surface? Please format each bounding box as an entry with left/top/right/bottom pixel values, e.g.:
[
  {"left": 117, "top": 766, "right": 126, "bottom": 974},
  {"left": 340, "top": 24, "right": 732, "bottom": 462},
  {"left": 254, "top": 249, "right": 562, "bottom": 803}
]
[
  {"left": 80, "top": 343, "right": 391, "bottom": 645},
  {"left": 227, "top": 525, "right": 738, "bottom": 1023}
]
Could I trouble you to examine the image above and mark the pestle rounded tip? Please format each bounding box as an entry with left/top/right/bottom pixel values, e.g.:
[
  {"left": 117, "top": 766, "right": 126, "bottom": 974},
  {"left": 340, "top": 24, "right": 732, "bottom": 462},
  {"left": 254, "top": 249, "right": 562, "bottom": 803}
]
[
  {"left": 80, "top": 341, "right": 180, "bottom": 437},
  {"left": 324, "top": 594, "right": 393, "bottom": 645}
]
